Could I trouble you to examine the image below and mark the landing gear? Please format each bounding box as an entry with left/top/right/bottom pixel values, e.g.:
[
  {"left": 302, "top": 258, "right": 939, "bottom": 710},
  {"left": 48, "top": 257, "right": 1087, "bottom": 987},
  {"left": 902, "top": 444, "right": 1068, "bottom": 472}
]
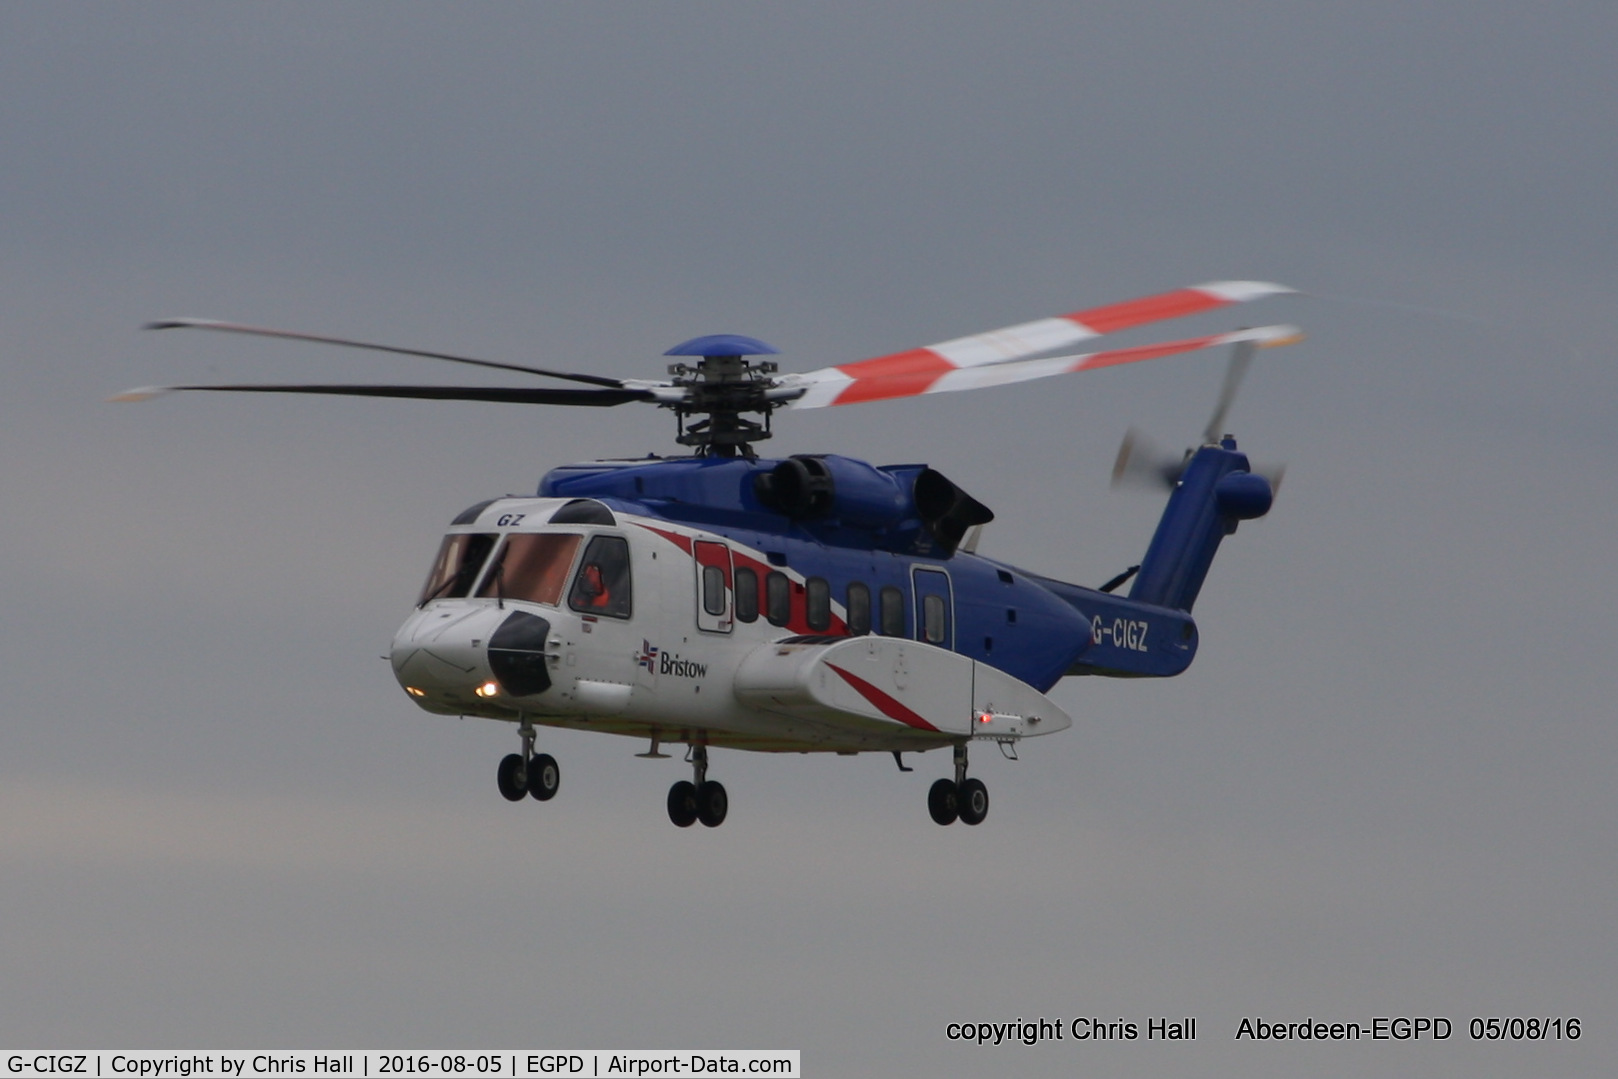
[
  {"left": 667, "top": 744, "right": 727, "bottom": 828},
  {"left": 957, "top": 777, "right": 988, "bottom": 826},
  {"left": 496, "top": 718, "right": 560, "bottom": 804},
  {"left": 696, "top": 780, "right": 728, "bottom": 827},
  {"left": 527, "top": 752, "right": 560, "bottom": 801},
  {"left": 497, "top": 753, "right": 528, "bottom": 802},
  {"left": 667, "top": 781, "right": 699, "bottom": 827},
  {"left": 927, "top": 743, "right": 988, "bottom": 826}
]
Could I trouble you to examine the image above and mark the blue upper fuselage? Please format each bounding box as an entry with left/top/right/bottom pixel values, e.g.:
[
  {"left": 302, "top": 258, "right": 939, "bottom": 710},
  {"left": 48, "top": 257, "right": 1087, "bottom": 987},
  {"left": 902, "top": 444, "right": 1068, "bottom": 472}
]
[{"left": 538, "top": 454, "right": 1201, "bottom": 692}]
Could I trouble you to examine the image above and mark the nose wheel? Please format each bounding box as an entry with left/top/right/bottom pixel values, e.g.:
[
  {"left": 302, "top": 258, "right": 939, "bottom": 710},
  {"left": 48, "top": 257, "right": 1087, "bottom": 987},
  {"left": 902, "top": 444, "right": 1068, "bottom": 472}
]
[
  {"left": 496, "top": 719, "right": 561, "bottom": 803},
  {"left": 927, "top": 743, "right": 988, "bottom": 826},
  {"left": 667, "top": 744, "right": 727, "bottom": 827}
]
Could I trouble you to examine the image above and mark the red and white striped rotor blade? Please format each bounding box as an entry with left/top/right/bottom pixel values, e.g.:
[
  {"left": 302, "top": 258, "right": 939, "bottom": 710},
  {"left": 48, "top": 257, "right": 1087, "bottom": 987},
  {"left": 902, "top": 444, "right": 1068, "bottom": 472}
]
[
  {"left": 783, "top": 324, "right": 1303, "bottom": 410},
  {"left": 795, "top": 280, "right": 1294, "bottom": 408}
]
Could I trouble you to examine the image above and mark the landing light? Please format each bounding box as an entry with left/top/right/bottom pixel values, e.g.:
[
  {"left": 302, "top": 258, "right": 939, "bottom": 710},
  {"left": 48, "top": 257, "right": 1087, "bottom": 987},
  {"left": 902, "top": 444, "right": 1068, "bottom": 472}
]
[
  {"left": 475, "top": 681, "right": 501, "bottom": 698},
  {"left": 405, "top": 687, "right": 426, "bottom": 698}
]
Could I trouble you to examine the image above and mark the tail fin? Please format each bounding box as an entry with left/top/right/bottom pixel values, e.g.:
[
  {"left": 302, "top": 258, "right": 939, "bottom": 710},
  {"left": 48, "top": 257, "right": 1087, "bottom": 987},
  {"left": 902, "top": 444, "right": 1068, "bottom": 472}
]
[{"left": 1128, "top": 438, "right": 1273, "bottom": 611}]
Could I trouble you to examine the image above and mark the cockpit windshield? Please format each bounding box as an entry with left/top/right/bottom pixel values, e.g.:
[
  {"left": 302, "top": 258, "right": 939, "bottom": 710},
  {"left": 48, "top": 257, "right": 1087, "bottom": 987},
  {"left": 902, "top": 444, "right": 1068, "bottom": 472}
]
[
  {"left": 477, "top": 532, "right": 583, "bottom": 607},
  {"left": 417, "top": 532, "right": 498, "bottom": 605}
]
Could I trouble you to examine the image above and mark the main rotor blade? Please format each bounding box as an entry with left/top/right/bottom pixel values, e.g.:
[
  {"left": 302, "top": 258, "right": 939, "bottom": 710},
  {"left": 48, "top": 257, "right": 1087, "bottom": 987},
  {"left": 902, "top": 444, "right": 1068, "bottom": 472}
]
[
  {"left": 110, "top": 383, "right": 657, "bottom": 406},
  {"left": 782, "top": 324, "right": 1303, "bottom": 409},
  {"left": 1201, "top": 338, "right": 1256, "bottom": 445},
  {"left": 144, "top": 318, "right": 630, "bottom": 389},
  {"left": 804, "top": 280, "right": 1295, "bottom": 396}
]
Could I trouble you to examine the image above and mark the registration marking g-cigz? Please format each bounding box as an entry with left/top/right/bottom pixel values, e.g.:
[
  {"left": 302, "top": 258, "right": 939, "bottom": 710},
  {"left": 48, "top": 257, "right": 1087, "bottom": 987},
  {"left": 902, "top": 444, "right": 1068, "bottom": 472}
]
[
  {"left": 7, "top": 1058, "right": 89, "bottom": 1075},
  {"left": 1092, "top": 615, "right": 1150, "bottom": 652}
]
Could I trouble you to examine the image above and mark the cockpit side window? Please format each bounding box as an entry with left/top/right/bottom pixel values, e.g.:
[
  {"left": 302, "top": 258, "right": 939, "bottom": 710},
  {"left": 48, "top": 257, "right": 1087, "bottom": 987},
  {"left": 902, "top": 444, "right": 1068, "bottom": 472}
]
[
  {"left": 568, "top": 535, "right": 633, "bottom": 619},
  {"left": 478, "top": 532, "right": 583, "bottom": 606},
  {"left": 417, "top": 532, "right": 498, "bottom": 605}
]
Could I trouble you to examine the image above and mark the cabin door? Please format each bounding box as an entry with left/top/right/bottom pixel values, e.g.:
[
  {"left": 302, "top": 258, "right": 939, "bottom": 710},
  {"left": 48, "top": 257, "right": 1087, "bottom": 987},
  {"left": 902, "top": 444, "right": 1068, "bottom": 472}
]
[
  {"left": 693, "top": 540, "right": 734, "bottom": 633},
  {"left": 911, "top": 566, "right": 954, "bottom": 651}
]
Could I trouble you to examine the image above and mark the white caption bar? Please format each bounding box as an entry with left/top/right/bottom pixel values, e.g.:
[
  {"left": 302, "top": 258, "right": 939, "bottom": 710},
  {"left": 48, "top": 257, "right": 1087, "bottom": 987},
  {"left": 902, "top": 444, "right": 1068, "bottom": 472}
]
[{"left": 2, "top": 1054, "right": 800, "bottom": 1079}]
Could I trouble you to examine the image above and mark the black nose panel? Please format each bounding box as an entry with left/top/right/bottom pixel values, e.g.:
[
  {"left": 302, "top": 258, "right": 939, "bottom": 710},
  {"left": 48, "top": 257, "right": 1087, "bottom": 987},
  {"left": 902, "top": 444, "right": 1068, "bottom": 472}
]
[{"left": 488, "top": 611, "right": 552, "bottom": 697}]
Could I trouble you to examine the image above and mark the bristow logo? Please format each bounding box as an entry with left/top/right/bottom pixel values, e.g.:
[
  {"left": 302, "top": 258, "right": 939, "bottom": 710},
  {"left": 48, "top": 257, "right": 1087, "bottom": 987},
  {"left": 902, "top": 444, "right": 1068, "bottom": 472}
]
[{"left": 639, "top": 640, "right": 707, "bottom": 679}]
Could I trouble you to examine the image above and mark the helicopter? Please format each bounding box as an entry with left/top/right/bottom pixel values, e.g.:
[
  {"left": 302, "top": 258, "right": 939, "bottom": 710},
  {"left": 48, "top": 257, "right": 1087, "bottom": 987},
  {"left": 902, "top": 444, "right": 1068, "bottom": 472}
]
[{"left": 117, "top": 280, "right": 1302, "bottom": 828}]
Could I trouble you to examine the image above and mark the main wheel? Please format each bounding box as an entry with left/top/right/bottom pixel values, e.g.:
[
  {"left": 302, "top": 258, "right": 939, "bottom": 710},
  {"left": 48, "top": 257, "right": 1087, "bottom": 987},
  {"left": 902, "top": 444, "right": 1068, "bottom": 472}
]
[
  {"left": 667, "top": 780, "right": 699, "bottom": 827},
  {"left": 927, "top": 778, "right": 958, "bottom": 825},
  {"left": 496, "top": 753, "right": 528, "bottom": 802},
  {"left": 696, "top": 780, "right": 728, "bottom": 828},
  {"left": 527, "top": 753, "right": 560, "bottom": 801},
  {"left": 957, "top": 777, "right": 989, "bottom": 825}
]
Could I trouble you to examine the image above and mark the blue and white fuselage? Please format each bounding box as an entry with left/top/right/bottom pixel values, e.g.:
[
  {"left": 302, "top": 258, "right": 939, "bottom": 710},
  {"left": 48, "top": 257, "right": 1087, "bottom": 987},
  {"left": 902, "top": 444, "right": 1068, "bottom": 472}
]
[{"left": 390, "top": 442, "right": 1271, "bottom": 757}]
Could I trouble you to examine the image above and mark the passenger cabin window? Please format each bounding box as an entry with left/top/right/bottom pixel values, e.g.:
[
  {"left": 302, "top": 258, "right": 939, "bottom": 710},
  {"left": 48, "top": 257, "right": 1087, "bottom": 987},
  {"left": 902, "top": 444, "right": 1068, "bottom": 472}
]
[
  {"left": 879, "top": 585, "right": 905, "bottom": 637},
  {"left": 418, "top": 532, "right": 497, "bottom": 605},
  {"left": 845, "top": 582, "right": 871, "bottom": 636},
  {"left": 477, "top": 533, "right": 582, "bottom": 607},
  {"left": 568, "top": 535, "right": 633, "bottom": 618},
  {"left": 734, "top": 567, "right": 759, "bottom": 623},
  {"left": 765, "top": 571, "right": 791, "bottom": 627},
  {"left": 702, "top": 565, "right": 727, "bottom": 616},
  {"left": 805, "top": 577, "right": 831, "bottom": 632},
  {"left": 922, "top": 594, "right": 947, "bottom": 644}
]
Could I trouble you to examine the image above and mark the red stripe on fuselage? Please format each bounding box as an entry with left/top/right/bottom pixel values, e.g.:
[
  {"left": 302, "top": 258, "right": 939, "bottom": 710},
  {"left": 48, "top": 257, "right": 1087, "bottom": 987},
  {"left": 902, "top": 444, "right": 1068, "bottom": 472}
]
[
  {"left": 825, "top": 662, "right": 940, "bottom": 732},
  {"left": 635, "top": 522, "right": 694, "bottom": 554},
  {"left": 632, "top": 520, "right": 846, "bottom": 636}
]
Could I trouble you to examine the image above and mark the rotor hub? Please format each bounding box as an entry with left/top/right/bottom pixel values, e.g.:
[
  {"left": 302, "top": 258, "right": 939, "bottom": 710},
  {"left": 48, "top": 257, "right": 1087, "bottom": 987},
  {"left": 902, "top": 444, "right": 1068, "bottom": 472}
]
[{"left": 664, "top": 335, "right": 782, "bottom": 457}]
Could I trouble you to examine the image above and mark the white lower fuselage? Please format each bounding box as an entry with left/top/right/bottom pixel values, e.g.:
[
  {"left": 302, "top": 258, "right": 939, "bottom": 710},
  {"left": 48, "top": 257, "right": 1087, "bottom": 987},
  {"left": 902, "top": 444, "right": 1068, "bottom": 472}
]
[{"left": 389, "top": 498, "right": 1072, "bottom": 755}]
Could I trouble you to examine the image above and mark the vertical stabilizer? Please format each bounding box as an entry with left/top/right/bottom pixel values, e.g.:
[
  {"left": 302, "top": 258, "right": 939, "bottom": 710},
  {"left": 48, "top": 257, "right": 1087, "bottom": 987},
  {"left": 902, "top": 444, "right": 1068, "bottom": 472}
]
[{"left": 1128, "top": 438, "right": 1273, "bottom": 611}]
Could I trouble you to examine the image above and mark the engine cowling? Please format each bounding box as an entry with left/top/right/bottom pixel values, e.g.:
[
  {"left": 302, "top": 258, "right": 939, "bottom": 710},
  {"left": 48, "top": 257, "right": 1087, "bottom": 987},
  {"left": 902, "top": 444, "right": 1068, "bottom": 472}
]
[
  {"left": 913, "top": 467, "right": 994, "bottom": 555},
  {"left": 754, "top": 454, "right": 992, "bottom": 556},
  {"left": 754, "top": 455, "right": 908, "bottom": 526}
]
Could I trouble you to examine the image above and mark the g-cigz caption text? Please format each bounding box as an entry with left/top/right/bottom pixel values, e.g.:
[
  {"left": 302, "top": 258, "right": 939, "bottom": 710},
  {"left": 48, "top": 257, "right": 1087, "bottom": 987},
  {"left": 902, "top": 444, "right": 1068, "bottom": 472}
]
[{"left": 3, "top": 1054, "right": 799, "bottom": 1079}]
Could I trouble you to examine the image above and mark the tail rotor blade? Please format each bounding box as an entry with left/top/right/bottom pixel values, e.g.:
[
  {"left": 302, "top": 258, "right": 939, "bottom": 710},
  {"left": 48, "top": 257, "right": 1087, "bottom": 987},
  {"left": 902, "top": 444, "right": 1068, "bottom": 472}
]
[
  {"left": 1111, "top": 427, "right": 1144, "bottom": 487},
  {"left": 1111, "top": 427, "right": 1184, "bottom": 490},
  {"left": 1201, "top": 338, "right": 1256, "bottom": 445}
]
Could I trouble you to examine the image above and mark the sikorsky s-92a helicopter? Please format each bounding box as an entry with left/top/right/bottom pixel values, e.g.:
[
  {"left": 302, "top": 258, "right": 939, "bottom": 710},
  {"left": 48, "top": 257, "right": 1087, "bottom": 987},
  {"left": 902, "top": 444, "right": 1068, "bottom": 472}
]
[{"left": 118, "top": 280, "right": 1302, "bottom": 828}]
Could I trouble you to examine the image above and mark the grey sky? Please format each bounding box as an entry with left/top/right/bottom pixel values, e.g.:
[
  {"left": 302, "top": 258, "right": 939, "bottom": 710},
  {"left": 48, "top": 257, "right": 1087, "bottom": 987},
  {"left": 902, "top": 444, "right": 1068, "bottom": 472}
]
[{"left": 1, "top": 3, "right": 1614, "bottom": 1075}]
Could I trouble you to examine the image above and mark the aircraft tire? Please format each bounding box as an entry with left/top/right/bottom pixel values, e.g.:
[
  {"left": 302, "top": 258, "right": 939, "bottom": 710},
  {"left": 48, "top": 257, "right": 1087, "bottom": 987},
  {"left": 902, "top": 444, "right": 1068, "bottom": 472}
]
[
  {"left": 927, "top": 778, "right": 959, "bottom": 825},
  {"left": 497, "top": 753, "right": 528, "bottom": 802},
  {"left": 667, "top": 780, "right": 699, "bottom": 827},
  {"left": 957, "top": 778, "right": 989, "bottom": 825},
  {"left": 696, "top": 780, "right": 728, "bottom": 828},
  {"left": 527, "top": 753, "right": 560, "bottom": 801}
]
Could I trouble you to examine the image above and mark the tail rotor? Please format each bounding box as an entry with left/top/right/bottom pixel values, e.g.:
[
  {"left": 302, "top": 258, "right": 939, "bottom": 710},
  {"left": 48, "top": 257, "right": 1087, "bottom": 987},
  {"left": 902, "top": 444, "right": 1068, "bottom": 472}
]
[{"left": 1110, "top": 336, "right": 1286, "bottom": 493}]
